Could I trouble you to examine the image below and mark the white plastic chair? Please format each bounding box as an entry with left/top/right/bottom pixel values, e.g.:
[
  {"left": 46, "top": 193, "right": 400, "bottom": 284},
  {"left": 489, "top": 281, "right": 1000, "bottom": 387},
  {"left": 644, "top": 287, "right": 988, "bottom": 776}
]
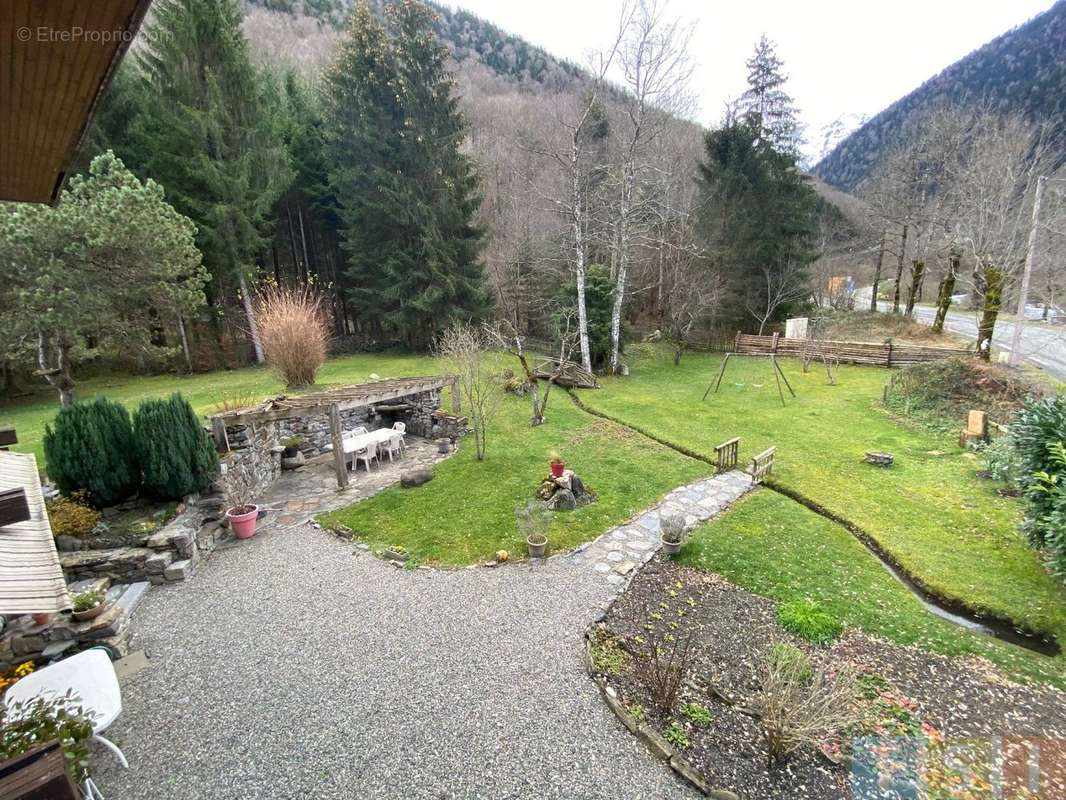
[
  {"left": 354, "top": 441, "right": 377, "bottom": 472},
  {"left": 4, "top": 647, "right": 127, "bottom": 799},
  {"left": 343, "top": 425, "right": 368, "bottom": 442},
  {"left": 392, "top": 421, "right": 407, "bottom": 453},
  {"left": 382, "top": 432, "right": 403, "bottom": 462}
]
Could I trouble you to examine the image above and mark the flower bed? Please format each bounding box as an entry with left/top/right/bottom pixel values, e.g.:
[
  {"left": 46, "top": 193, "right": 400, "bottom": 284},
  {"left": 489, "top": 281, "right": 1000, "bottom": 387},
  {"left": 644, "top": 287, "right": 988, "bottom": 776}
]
[{"left": 589, "top": 559, "right": 1066, "bottom": 799}]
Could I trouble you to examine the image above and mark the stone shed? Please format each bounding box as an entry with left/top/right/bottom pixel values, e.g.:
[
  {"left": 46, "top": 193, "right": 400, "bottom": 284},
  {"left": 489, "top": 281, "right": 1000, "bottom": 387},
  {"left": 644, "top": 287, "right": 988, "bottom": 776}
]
[{"left": 209, "top": 376, "right": 465, "bottom": 494}]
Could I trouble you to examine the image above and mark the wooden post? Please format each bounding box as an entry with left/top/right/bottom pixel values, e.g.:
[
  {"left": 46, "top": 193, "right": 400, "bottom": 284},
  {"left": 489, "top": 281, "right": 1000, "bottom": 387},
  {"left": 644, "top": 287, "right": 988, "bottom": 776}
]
[
  {"left": 771, "top": 331, "right": 779, "bottom": 353},
  {"left": 328, "top": 404, "right": 349, "bottom": 489},
  {"left": 450, "top": 376, "right": 461, "bottom": 414},
  {"left": 0, "top": 427, "right": 16, "bottom": 451},
  {"left": 211, "top": 417, "right": 230, "bottom": 453},
  {"left": 885, "top": 340, "right": 893, "bottom": 368}
]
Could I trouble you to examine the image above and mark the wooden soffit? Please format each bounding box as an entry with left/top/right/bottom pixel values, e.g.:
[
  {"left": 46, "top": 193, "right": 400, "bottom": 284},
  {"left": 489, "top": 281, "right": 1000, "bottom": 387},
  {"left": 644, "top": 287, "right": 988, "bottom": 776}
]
[{"left": 1, "top": 0, "right": 153, "bottom": 205}]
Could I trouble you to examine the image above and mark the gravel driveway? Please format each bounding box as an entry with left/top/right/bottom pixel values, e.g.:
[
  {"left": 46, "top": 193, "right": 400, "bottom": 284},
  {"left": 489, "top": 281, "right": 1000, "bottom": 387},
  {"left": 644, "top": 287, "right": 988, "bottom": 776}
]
[{"left": 92, "top": 519, "right": 694, "bottom": 799}]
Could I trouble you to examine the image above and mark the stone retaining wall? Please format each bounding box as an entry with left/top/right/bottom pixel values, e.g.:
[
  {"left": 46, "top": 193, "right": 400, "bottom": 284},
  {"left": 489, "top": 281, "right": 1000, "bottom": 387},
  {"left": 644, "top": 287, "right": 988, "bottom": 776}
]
[{"left": 58, "top": 493, "right": 228, "bottom": 587}]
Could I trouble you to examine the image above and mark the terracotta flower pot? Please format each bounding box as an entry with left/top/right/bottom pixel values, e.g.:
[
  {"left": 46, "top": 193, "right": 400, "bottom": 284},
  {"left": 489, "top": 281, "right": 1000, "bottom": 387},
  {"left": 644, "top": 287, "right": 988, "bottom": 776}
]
[
  {"left": 32, "top": 613, "right": 52, "bottom": 626},
  {"left": 227, "top": 505, "right": 260, "bottom": 539},
  {"left": 550, "top": 462, "right": 565, "bottom": 478},
  {"left": 72, "top": 601, "right": 108, "bottom": 622}
]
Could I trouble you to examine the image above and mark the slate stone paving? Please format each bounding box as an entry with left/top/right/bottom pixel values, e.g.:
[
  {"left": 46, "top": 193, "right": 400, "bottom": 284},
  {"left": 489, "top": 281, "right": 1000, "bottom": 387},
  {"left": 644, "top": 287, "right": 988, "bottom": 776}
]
[
  {"left": 564, "top": 470, "right": 754, "bottom": 590},
  {"left": 254, "top": 436, "right": 452, "bottom": 528}
]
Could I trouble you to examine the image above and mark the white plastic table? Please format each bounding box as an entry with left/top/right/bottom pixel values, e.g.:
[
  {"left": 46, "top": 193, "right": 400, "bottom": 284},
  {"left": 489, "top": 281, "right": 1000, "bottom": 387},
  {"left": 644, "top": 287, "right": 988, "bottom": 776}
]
[
  {"left": 5, "top": 647, "right": 127, "bottom": 798},
  {"left": 342, "top": 429, "right": 400, "bottom": 465}
]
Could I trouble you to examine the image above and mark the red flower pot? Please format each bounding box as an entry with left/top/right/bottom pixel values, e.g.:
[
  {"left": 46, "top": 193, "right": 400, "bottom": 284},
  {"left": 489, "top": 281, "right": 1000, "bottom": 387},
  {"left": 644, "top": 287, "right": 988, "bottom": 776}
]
[
  {"left": 32, "top": 613, "right": 52, "bottom": 626},
  {"left": 550, "top": 462, "right": 565, "bottom": 478},
  {"left": 227, "top": 505, "right": 260, "bottom": 539}
]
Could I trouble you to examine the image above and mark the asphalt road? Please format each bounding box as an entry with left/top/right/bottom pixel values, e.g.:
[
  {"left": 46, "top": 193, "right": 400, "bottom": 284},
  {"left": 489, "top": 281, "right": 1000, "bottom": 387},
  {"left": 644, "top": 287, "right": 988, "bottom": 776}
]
[{"left": 854, "top": 289, "right": 1066, "bottom": 382}]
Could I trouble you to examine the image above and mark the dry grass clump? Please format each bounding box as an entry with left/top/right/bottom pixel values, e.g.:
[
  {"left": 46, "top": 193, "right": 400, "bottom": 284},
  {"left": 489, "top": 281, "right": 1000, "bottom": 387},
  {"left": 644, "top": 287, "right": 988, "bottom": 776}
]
[{"left": 254, "top": 284, "right": 331, "bottom": 388}]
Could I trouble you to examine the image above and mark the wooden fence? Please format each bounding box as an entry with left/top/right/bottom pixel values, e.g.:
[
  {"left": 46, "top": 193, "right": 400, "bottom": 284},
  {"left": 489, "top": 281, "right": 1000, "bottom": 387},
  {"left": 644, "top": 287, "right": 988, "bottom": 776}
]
[{"left": 733, "top": 333, "right": 970, "bottom": 368}]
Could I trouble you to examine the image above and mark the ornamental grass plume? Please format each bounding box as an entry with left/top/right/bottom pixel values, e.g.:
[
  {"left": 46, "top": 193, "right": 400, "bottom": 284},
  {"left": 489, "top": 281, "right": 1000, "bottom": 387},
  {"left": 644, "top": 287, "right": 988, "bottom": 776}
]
[{"left": 254, "top": 283, "right": 332, "bottom": 388}]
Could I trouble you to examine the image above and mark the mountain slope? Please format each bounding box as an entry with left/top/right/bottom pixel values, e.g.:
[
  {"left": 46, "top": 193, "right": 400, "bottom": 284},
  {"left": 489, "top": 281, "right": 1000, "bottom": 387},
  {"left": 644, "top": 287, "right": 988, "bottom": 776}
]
[
  {"left": 244, "top": 0, "right": 586, "bottom": 88},
  {"left": 815, "top": 0, "right": 1066, "bottom": 190}
]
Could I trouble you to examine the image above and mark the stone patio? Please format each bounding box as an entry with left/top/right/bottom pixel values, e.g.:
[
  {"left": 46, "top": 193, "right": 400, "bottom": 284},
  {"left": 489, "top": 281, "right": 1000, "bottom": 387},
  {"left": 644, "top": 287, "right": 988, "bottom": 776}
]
[{"left": 255, "top": 435, "right": 453, "bottom": 527}]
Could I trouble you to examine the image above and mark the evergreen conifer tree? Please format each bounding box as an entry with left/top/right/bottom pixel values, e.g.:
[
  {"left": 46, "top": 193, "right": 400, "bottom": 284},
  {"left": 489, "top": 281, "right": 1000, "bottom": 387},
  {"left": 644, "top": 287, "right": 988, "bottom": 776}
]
[
  {"left": 740, "top": 35, "right": 803, "bottom": 156},
  {"left": 133, "top": 0, "right": 292, "bottom": 356},
  {"left": 44, "top": 398, "right": 141, "bottom": 507},
  {"left": 134, "top": 394, "right": 219, "bottom": 500},
  {"left": 324, "top": 0, "right": 487, "bottom": 348}
]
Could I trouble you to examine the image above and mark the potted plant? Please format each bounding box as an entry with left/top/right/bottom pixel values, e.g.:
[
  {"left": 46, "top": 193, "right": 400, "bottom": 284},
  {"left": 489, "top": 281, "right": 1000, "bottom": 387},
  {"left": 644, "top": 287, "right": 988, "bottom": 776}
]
[
  {"left": 660, "top": 514, "right": 686, "bottom": 555},
  {"left": 549, "top": 450, "right": 565, "bottom": 479},
  {"left": 70, "top": 589, "right": 108, "bottom": 622},
  {"left": 224, "top": 470, "right": 259, "bottom": 540},
  {"left": 517, "top": 501, "right": 552, "bottom": 558},
  {"left": 280, "top": 436, "right": 305, "bottom": 470}
]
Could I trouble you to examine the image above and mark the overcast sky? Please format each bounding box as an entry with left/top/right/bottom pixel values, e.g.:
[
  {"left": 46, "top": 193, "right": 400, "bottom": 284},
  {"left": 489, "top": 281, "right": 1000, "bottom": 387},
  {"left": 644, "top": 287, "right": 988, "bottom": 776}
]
[{"left": 444, "top": 0, "right": 1055, "bottom": 161}]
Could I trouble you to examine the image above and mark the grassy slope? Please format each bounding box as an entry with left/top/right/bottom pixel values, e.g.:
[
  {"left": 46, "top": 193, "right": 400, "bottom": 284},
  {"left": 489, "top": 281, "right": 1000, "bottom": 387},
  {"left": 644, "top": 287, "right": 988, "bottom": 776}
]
[
  {"left": 0, "top": 353, "right": 443, "bottom": 466},
  {"left": 321, "top": 391, "right": 708, "bottom": 565},
  {"left": 681, "top": 490, "right": 1064, "bottom": 687},
  {"left": 577, "top": 349, "right": 1066, "bottom": 645}
]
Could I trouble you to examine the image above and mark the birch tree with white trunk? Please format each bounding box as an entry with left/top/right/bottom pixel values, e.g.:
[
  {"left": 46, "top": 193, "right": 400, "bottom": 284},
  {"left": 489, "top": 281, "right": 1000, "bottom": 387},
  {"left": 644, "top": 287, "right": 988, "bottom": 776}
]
[{"left": 607, "top": 0, "right": 695, "bottom": 373}]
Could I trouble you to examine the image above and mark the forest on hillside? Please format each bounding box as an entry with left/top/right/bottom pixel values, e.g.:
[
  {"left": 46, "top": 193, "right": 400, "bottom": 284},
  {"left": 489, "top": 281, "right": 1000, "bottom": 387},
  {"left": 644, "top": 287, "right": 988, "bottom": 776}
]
[
  {"left": 816, "top": 0, "right": 1066, "bottom": 191},
  {"left": 1, "top": 0, "right": 834, "bottom": 403}
]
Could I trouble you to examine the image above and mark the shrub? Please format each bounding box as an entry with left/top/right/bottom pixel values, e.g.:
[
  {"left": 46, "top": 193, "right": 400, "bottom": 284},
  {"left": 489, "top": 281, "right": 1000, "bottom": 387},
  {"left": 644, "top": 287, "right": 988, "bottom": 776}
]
[
  {"left": 134, "top": 393, "right": 219, "bottom": 500},
  {"left": 633, "top": 606, "right": 695, "bottom": 717},
  {"left": 43, "top": 398, "right": 140, "bottom": 507},
  {"left": 1011, "top": 395, "right": 1066, "bottom": 573},
  {"left": 0, "top": 692, "right": 95, "bottom": 782},
  {"left": 755, "top": 650, "right": 857, "bottom": 767},
  {"left": 254, "top": 283, "right": 331, "bottom": 388},
  {"left": 978, "top": 432, "right": 1024, "bottom": 488},
  {"left": 767, "top": 642, "right": 813, "bottom": 683},
  {"left": 46, "top": 492, "right": 100, "bottom": 538},
  {"left": 776, "top": 599, "right": 843, "bottom": 644}
]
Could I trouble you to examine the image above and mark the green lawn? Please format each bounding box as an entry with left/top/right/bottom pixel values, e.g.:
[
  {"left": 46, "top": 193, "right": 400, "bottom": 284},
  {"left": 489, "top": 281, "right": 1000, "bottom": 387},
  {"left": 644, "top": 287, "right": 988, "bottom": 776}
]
[
  {"left": 1, "top": 353, "right": 443, "bottom": 466},
  {"left": 1, "top": 353, "right": 708, "bottom": 566},
  {"left": 320, "top": 390, "right": 708, "bottom": 565},
  {"left": 680, "top": 490, "right": 1065, "bottom": 687},
  {"left": 577, "top": 348, "right": 1066, "bottom": 649}
]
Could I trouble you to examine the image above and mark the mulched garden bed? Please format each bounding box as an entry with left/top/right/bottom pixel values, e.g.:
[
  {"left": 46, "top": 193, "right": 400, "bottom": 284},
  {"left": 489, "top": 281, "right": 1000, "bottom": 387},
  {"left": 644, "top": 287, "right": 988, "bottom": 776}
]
[{"left": 591, "top": 558, "right": 1066, "bottom": 800}]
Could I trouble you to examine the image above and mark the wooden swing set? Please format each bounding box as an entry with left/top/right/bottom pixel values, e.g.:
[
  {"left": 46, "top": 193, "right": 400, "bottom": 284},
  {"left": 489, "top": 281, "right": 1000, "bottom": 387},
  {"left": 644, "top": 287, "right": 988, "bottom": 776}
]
[{"left": 702, "top": 352, "right": 796, "bottom": 407}]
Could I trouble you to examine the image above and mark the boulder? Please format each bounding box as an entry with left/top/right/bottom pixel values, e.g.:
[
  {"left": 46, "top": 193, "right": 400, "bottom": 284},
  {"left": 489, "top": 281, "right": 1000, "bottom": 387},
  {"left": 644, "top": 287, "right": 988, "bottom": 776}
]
[
  {"left": 401, "top": 468, "right": 433, "bottom": 488},
  {"left": 548, "top": 489, "right": 577, "bottom": 511}
]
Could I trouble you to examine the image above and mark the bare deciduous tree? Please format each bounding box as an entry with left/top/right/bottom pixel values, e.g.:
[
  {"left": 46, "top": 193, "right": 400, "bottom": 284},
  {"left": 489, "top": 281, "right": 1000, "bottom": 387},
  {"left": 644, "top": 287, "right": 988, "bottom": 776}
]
[
  {"left": 607, "top": 0, "right": 696, "bottom": 374},
  {"left": 435, "top": 323, "right": 504, "bottom": 461}
]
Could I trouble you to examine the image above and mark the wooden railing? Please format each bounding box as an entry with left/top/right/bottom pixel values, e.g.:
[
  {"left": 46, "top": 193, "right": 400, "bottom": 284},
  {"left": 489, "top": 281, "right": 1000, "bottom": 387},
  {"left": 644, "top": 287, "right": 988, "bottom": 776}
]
[
  {"left": 734, "top": 333, "right": 970, "bottom": 368},
  {"left": 714, "top": 437, "right": 740, "bottom": 473},
  {"left": 749, "top": 447, "right": 776, "bottom": 483}
]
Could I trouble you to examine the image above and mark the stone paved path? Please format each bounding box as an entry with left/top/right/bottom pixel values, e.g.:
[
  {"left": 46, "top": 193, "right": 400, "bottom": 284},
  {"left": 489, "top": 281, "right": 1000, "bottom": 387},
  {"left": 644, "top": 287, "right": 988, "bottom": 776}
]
[{"left": 565, "top": 470, "right": 754, "bottom": 590}]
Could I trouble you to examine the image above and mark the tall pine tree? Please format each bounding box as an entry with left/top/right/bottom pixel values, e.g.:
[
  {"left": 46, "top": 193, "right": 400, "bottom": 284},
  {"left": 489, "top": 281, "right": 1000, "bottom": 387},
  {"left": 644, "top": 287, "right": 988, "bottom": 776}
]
[
  {"left": 740, "top": 35, "right": 803, "bottom": 156},
  {"left": 133, "top": 0, "right": 292, "bottom": 360},
  {"left": 697, "top": 117, "right": 819, "bottom": 331},
  {"left": 325, "top": 0, "right": 487, "bottom": 349}
]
